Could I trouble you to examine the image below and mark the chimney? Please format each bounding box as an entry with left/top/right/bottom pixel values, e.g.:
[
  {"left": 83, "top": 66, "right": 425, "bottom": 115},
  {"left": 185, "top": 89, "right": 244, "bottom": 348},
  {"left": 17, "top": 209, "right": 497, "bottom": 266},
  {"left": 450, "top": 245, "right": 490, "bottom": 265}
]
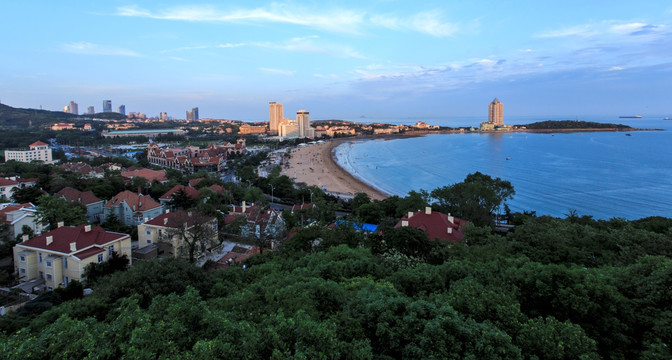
[
  {"left": 84, "top": 225, "right": 91, "bottom": 232},
  {"left": 425, "top": 207, "right": 432, "bottom": 215},
  {"left": 46, "top": 236, "right": 53, "bottom": 245},
  {"left": 70, "top": 242, "right": 77, "bottom": 252},
  {"left": 447, "top": 215, "right": 454, "bottom": 224},
  {"left": 139, "top": 201, "right": 142, "bottom": 208},
  {"left": 144, "top": 217, "right": 148, "bottom": 223},
  {"left": 407, "top": 211, "right": 413, "bottom": 218},
  {"left": 447, "top": 227, "right": 453, "bottom": 234},
  {"left": 22, "top": 234, "right": 29, "bottom": 242},
  {"left": 401, "top": 220, "right": 409, "bottom": 227},
  {"left": 188, "top": 211, "right": 192, "bottom": 217},
  {"left": 164, "top": 217, "right": 168, "bottom": 225},
  {"left": 57, "top": 221, "right": 64, "bottom": 228},
  {"left": 242, "top": 201, "right": 247, "bottom": 213},
  {"left": 165, "top": 209, "right": 170, "bottom": 214},
  {"left": 138, "top": 186, "right": 142, "bottom": 195}
]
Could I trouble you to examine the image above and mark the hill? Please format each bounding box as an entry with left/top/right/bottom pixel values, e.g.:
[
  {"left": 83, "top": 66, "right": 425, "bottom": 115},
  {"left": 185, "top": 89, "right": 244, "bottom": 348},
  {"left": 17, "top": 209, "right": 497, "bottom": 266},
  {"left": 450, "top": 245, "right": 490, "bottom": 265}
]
[
  {"left": 522, "top": 120, "right": 632, "bottom": 130},
  {"left": 0, "top": 103, "right": 78, "bottom": 128},
  {"left": 0, "top": 103, "right": 126, "bottom": 128}
]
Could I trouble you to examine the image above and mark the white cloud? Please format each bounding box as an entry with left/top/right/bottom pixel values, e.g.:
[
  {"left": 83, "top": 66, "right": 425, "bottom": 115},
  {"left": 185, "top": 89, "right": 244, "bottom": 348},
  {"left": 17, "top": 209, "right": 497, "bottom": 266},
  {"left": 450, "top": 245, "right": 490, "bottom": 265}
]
[
  {"left": 370, "top": 10, "right": 458, "bottom": 37},
  {"left": 116, "top": 4, "right": 364, "bottom": 34},
  {"left": 608, "top": 66, "right": 624, "bottom": 71},
  {"left": 259, "top": 67, "right": 296, "bottom": 76},
  {"left": 536, "top": 25, "right": 595, "bottom": 38},
  {"left": 62, "top": 42, "right": 141, "bottom": 57}
]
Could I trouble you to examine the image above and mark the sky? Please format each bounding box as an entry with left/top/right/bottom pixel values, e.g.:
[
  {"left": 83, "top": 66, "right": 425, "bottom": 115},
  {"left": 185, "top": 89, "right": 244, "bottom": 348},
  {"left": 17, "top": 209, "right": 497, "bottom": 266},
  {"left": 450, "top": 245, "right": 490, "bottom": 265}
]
[{"left": 2, "top": 1, "right": 672, "bottom": 121}]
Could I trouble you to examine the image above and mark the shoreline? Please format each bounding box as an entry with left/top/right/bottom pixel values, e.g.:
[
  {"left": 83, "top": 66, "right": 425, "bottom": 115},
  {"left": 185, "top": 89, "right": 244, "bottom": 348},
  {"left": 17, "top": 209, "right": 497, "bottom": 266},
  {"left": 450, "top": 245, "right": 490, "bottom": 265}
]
[{"left": 280, "top": 139, "right": 389, "bottom": 201}]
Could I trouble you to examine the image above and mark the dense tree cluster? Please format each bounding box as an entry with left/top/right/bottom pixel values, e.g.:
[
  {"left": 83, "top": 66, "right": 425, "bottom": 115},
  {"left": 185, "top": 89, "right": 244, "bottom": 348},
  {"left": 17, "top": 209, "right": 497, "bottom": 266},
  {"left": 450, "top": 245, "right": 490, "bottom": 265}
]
[{"left": 0, "top": 211, "right": 669, "bottom": 359}]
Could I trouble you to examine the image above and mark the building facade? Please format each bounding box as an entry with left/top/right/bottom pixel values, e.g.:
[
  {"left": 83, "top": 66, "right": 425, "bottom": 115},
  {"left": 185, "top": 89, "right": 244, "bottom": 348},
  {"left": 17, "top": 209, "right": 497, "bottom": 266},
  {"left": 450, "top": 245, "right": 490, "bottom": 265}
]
[
  {"left": 488, "top": 98, "right": 503, "bottom": 125},
  {"left": 101, "top": 190, "right": 163, "bottom": 226},
  {"left": 118, "top": 105, "right": 126, "bottom": 115},
  {"left": 87, "top": 106, "right": 95, "bottom": 114},
  {"left": 186, "top": 107, "right": 199, "bottom": 121},
  {"left": 13, "top": 224, "right": 131, "bottom": 290},
  {"left": 56, "top": 187, "right": 105, "bottom": 223},
  {"left": 69, "top": 101, "right": 78, "bottom": 115},
  {"left": 103, "top": 100, "right": 112, "bottom": 113},
  {"left": 4, "top": 141, "right": 54, "bottom": 164}
]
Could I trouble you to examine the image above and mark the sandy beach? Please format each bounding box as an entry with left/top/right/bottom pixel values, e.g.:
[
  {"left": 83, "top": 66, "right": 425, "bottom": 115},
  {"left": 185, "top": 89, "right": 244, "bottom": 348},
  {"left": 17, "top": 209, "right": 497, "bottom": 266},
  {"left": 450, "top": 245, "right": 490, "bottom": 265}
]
[{"left": 281, "top": 139, "right": 389, "bottom": 200}]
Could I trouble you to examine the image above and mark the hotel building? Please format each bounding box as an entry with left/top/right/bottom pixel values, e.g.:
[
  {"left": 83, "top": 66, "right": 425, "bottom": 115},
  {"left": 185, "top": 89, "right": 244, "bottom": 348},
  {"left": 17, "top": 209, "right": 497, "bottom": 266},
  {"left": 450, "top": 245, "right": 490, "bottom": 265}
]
[
  {"left": 488, "top": 98, "right": 503, "bottom": 125},
  {"left": 4, "top": 141, "right": 54, "bottom": 164}
]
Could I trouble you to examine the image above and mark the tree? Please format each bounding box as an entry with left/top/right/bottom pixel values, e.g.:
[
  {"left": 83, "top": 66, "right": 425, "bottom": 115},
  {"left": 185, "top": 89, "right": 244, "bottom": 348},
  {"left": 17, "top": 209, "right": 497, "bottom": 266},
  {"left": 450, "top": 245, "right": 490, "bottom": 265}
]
[
  {"left": 170, "top": 189, "right": 197, "bottom": 210},
  {"left": 35, "top": 194, "right": 87, "bottom": 230},
  {"left": 431, "top": 172, "right": 514, "bottom": 227},
  {"left": 83, "top": 252, "right": 130, "bottom": 286},
  {"left": 11, "top": 186, "right": 44, "bottom": 204}
]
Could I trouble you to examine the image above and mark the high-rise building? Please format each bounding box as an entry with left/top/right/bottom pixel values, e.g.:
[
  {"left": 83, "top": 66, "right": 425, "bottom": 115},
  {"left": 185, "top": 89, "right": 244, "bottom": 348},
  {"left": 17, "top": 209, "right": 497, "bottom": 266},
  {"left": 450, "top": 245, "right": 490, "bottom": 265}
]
[
  {"left": 186, "top": 107, "right": 199, "bottom": 121},
  {"left": 63, "top": 105, "right": 70, "bottom": 113},
  {"left": 269, "top": 102, "right": 283, "bottom": 135},
  {"left": 160, "top": 112, "right": 168, "bottom": 121},
  {"left": 118, "top": 105, "right": 126, "bottom": 115},
  {"left": 87, "top": 106, "right": 95, "bottom": 115},
  {"left": 297, "top": 110, "right": 314, "bottom": 138},
  {"left": 488, "top": 98, "right": 503, "bottom": 125},
  {"left": 103, "top": 100, "right": 112, "bottom": 113},
  {"left": 69, "top": 101, "right": 78, "bottom": 115}
]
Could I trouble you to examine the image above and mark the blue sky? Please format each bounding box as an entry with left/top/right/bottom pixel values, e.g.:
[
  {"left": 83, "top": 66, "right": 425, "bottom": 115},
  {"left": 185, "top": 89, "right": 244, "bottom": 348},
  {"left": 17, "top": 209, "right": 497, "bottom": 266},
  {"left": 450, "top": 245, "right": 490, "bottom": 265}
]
[{"left": 2, "top": 1, "right": 671, "bottom": 120}]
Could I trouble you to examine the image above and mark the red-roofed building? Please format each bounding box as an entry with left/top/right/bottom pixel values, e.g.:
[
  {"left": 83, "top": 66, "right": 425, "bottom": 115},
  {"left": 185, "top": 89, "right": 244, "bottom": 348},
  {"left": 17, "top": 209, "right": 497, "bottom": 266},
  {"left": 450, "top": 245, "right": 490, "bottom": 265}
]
[
  {"left": 0, "top": 178, "right": 19, "bottom": 200},
  {"left": 120, "top": 168, "right": 167, "bottom": 184},
  {"left": 102, "top": 190, "right": 163, "bottom": 226},
  {"left": 4, "top": 141, "right": 54, "bottom": 164},
  {"left": 188, "top": 178, "right": 204, "bottom": 188},
  {"left": 215, "top": 245, "right": 260, "bottom": 269},
  {"left": 137, "top": 211, "right": 218, "bottom": 260},
  {"left": 0, "top": 203, "right": 43, "bottom": 238},
  {"left": 158, "top": 185, "right": 200, "bottom": 208},
  {"left": 393, "top": 207, "right": 468, "bottom": 243},
  {"left": 56, "top": 187, "right": 104, "bottom": 223},
  {"left": 13, "top": 224, "right": 131, "bottom": 291}
]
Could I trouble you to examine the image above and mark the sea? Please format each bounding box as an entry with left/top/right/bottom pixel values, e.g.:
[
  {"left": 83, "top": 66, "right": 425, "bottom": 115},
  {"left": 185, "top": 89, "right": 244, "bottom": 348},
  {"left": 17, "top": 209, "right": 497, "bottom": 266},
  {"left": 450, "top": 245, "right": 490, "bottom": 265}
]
[{"left": 333, "top": 115, "right": 672, "bottom": 220}]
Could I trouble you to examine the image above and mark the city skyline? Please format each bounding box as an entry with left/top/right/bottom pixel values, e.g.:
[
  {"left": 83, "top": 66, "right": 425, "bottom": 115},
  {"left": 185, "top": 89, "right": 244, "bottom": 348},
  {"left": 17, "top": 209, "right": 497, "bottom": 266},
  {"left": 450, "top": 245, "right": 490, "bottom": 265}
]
[{"left": 2, "top": 1, "right": 672, "bottom": 120}]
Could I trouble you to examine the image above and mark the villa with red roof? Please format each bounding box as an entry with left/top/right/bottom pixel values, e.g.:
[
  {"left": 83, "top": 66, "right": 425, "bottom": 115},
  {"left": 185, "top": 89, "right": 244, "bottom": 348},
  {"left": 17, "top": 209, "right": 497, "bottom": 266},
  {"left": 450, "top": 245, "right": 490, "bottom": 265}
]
[
  {"left": 158, "top": 185, "right": 200, "bottom": 208},
  {"left": 0, "top": 203, "right": 43, "bottom": 238},
  {"left": 4, "top": 141, "right": 54, "bottom": 164},
  {"left": 13, "top": 224, "right": 131, "bottom": 291},
  {"left": 120, "top": 168, "right": 168, "bottom": 184},
  {"left": 394, "top": 207, "right": 468, "bottom": 243},
  {"left": 56, "top": 187, "right": 105, "bottom": 223},
  {"left": 101, "top": 190, "right": 163, "bottom": 226},
  {"left": 137, "top": 211, "right": 218, "bottom": 260}
]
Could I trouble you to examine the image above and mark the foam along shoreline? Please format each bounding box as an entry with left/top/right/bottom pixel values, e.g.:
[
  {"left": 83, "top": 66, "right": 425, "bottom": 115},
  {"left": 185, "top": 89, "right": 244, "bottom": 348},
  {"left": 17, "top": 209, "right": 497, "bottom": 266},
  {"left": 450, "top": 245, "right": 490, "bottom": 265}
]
[{"left": 280, "top": 139, "right": 389, "bottom": 200}]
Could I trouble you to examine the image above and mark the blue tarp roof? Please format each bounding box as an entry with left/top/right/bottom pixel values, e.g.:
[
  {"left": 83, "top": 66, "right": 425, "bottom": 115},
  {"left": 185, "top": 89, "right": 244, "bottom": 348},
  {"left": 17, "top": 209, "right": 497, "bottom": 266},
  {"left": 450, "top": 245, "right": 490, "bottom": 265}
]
[{"left": 333, "top": 220, "right": 378, "bottom": 232}]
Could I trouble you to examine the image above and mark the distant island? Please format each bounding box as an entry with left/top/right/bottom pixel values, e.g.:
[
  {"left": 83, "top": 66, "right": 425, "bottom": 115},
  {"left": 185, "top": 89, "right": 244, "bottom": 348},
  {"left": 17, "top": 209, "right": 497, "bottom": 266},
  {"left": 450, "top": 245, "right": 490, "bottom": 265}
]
[
  {"left": 521, "top": 120, "right": 632, "bottom": 130},
  {"left": 0, "top": 103, "right": 126, "bottom": 128}
]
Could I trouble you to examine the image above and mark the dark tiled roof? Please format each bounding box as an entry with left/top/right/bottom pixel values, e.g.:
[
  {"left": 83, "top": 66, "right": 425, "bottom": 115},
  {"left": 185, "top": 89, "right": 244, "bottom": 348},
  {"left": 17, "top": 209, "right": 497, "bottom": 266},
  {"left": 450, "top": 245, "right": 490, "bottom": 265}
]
[
  {"left": 144, "top": 210, "right": 214, "bottom": 228},
  {"left": 20, "top": 225, "right": 128, "bottom": 254},
  {"left": 56, "top": 187, "right": 102, "bottom": 205},
  {"left": 394, "top": 209, "right": 467, "bottom": 243},
  {"left": 104, "top": 190, "right": 161, "bottom": 211},
  {"left": 159, "top": 185, "right": 200, "bottom": 201}
]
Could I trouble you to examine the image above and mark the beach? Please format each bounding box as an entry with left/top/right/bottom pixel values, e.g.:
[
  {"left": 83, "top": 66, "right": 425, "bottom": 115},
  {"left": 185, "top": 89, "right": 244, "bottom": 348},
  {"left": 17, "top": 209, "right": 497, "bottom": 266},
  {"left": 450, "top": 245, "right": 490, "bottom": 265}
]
[{"left": 281, "top": 139, "right": 389, "bottom": 200}]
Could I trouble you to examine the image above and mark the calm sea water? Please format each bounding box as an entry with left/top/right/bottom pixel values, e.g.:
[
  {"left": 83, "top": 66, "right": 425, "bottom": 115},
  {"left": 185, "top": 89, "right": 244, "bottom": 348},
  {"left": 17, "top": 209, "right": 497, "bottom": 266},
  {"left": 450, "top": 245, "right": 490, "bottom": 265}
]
[{"left": 334, "top": 116, "right": 672, "bottom": 219}]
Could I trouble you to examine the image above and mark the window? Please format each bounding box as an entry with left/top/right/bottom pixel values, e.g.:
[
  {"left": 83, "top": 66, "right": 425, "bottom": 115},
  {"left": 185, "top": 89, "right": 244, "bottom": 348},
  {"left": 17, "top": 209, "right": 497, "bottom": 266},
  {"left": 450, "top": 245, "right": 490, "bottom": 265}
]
[
  {"left": 46, "top": 274, "right": 52, "bottom": 281},
  {"left": 38, "top": 271, "right": 44, "bottom": 279},
  {"left": 46, "top": 260, "right": 52, "bottom": 268},
  {"left": 146, "top": 230, "right": 151, "bottom": 236},
  {"left": 97, "top": 254, "right": 104, "bottom": 263},
  {"left": 64, "top": 276, "right": 69, "bottom": 285},
  {"left": 19, "top": 268, "right": 26, "bottom": 274},
  {"left": 108, "top": 245, "right": 115, "bottom": 257},
  {"left": 146, "top": 239, "right": 152, "bottom": 245},
  {"left": 19, "top": 255, "right": 26, "bottom": 262},
  {"left": 38, "top": 252, "right": 42, "bottom": 263},
  {"left": 63, "top": 257, "right": 68, "bottom": 269}
]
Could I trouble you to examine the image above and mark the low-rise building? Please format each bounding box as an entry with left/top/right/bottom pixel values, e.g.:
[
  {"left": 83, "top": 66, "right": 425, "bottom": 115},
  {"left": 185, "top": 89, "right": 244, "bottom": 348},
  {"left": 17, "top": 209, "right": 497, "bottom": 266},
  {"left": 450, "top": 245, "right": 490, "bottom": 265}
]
[
  {"left": 137, "top": 211, "right": 218, "bottom": 260},
  {"left": 158, "top": 185, "right": 200, "bottom": 209},
  {"left": 394, "top": 207, "right": 467, "bottom": 243},
  {"left": 13, "top": 224, "right": 131, "bottom": 290},
  {"left": 0, "top": 203, "right": 43, "bottom": 238},
  {"left": 101, "top": 190, "right": 163, "bottom": 226},
  {"left": 4, "top": 141, "right": 54, "bottom": 164},
  {"left": 56, "top": 187, "right": 104, "bottom": 223},
  {"left": 120, "top": 168, "right": 168, "bottom": 184}
]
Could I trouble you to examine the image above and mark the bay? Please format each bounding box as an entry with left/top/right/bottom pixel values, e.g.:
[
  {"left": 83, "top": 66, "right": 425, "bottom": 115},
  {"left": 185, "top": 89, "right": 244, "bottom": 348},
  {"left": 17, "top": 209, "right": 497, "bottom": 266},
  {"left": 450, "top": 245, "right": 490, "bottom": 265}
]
[{"left": 334, "top": 116, "right": 672, "bottom": 219}]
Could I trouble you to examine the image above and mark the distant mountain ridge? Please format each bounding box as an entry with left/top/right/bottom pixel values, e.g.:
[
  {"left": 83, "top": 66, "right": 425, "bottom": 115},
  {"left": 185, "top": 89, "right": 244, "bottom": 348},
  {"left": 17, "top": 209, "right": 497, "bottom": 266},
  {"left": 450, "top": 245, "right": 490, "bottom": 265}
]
[{"left": 0, "top": 103, "right": 126, "bottom": 128}]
